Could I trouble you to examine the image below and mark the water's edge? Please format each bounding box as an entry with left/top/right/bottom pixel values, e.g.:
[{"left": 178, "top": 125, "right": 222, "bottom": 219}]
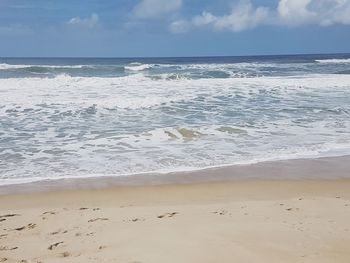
[{"left": 1, "top": 154, "right": 349, "bottom": 195}]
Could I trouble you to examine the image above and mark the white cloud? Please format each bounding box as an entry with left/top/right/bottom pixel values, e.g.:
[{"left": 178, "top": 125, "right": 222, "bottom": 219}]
[
  {"left": 170, "top": 0, "right": 269, "bottom": 33},
  {"left": 169, "top": 0, "right": 350, "bottom": 33},
  {"left": 277, "top": 0, "right": 315, "bottom": 24},
  {"left": 133, "top": 0, "right": 182, "bottom": 19},
  {"left": 67, "top": 13, "right": 99, "bottom": 28},
  {"left": 277, "top": 0, "right": 350, "bottom": 26}
]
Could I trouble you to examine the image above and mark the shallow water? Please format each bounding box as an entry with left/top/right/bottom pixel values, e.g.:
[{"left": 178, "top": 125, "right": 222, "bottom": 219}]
[{"left": 1, "top": 54, "right": 350, "bottom": 185}]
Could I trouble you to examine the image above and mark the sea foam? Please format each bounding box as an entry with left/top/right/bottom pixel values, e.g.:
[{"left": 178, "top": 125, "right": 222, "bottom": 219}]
[
  {"left": 1, "top": 73, "right": 350, "bottom": 185},
  {"left": 1, "top": 55, "right": 350, "bottom": 185}
]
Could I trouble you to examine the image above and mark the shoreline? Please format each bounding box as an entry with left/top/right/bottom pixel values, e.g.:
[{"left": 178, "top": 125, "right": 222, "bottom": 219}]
[{"left": 1, "top": 155, "right": 350, "bottom": 195}]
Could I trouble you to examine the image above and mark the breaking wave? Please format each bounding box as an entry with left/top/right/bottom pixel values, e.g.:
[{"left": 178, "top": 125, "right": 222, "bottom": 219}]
[
  {"left": 315, "top": 58, "right": 350, "bottom": 64},
  {"left": 1, "top": 54, "right": 350, "bottom": 185}
]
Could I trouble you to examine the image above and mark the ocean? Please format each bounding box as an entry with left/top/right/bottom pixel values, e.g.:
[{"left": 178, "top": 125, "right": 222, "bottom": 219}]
[{"left": 1, "top": 54, "right": 350, "bottom": 185}]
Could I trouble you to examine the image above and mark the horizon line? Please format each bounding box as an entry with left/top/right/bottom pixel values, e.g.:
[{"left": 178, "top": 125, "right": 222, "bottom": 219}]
[{"left": 1, "top": 52, "right": 350, "bottom": 59}]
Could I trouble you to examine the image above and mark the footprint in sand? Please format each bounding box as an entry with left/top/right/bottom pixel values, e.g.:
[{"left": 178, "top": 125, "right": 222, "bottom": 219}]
[
  {"left": 157, "top": 212, "right": 178, "bottom": 219},
  {"left": 48, "top": 241, "right": 64, "bottom": 250},
  {"left": 42, "top": 211, "right": 57, "bottom": 220},
  {"left": 123, "top": 218, "right": 145, "bottom": 223},
  {"left": 0, "top": 214, "right": 20, "bottom": 222},
  {"left": 50, "top": 229, "right": 68, "bottom": 235},
  {"left": 286, "top": 208, "right": 300, "bottom": 211},
  {"left": 42, "top": 211, "right": 56, "bottom": 215},
  {"left": 14, "top": 223, "right": 36, "bottom": 231},
  {"left": 60, "top": 251, "right": 81, "bottom": 258},
  {"left": 0, "top": 258, "right": 7, "bottom": 262},
  {"left": 131, "top": 218, "right": 144, "bottom": 222},
  {"left": 213, "top": 210, "right": 227, "bottom": 215},
  {"left": 28, "top": 223, "right": 36, "bottom": 229},
  {"left": 14, "top": 226, "right": 26, "bottom": 231},
  {"left": 88, "top": 218, "right": 109, "bottom": 223},
  {"left": 0, "top": 246, "right": 18, "bottom": 251},
  {"left": 0, "top": 214, "right": 20, "bottom": 219}
]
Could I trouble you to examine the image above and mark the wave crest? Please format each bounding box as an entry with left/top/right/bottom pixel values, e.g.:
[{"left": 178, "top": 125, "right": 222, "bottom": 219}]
[
  {"left": 125, "top": 63, "right": 154, "bottom": 71},
  {"left": 315, "top": 58, "right": 350, "bottom": 64}
]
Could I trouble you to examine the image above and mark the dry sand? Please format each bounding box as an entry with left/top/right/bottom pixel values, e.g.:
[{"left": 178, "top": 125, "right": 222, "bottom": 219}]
[{"left": 1, "top": 179, "right": 350, "bottom": 263}]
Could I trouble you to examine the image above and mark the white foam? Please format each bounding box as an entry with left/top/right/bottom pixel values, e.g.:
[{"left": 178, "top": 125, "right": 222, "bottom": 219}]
[
  {"left": 315, "top": 58, "right": 350, "bottom": 64},
  {"left": 125, "top": 63, "right": 154, "bottom": 71},
  {"left": 0, "top": 63, "right": 33, "bottom": 69},
  {"left": 1, "top": 73, "right": 350, "bottom": 185},
  {"left": 1, "top": 73, "right": 350, "bottom": 111}
]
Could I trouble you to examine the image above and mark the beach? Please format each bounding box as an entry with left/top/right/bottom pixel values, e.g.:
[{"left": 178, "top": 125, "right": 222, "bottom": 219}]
[
  {"left": 1, "top": 157, "right": 350, "bottom": 263},
  {"left": 1, "top": 2, "right": 350, "bottom": 262},
  {"left": 1, "top": 55, "right": 350, "bottom": 262}
]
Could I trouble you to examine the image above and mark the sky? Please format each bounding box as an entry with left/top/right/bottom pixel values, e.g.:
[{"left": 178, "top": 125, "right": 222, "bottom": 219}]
[{"left": 0, "top": 0, "right": 350, "bottom": 57}]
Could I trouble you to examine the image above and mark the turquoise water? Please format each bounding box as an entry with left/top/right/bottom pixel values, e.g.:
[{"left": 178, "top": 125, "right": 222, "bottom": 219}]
[{"left": 1, "top": 54, "right": 350, "bottom": 184}]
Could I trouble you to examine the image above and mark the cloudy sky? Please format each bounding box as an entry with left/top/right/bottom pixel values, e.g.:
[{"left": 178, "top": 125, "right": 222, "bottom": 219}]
[{"left": 0, "top": 0, "right": 350, "bottom": 57}]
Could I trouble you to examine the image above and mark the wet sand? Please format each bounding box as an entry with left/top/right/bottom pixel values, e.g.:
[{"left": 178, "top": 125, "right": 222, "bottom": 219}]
[{"left": 1, "top": 155, "right": 350, "bottom": 195}]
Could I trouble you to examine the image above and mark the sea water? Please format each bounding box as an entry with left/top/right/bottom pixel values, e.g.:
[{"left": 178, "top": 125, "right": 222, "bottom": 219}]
[{"left": 1, "top": 54, "right": 350, "bottom": 185}]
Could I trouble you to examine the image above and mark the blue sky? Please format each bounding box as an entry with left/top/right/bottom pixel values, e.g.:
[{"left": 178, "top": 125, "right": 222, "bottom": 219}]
[{"left": 0, "top": 0, "right": 350, "bottom": 57}]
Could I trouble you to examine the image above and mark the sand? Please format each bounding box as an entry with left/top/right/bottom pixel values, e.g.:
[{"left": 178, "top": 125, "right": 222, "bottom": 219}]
[{"left": 1, "top": 179, "right": 350, "bottom": 263}]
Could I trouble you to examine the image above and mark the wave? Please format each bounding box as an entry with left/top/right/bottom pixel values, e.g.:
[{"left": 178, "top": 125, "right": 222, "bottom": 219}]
[
  {"left": 124, "top": 63, "right": 155, "bottom": 71},
  {"left": 1, "top": 123, "right": 350, "bottom": 186},
  {"left": 1, "top": 73, "right": 350, "bottom": 114},
  {"left": 1, "top": 71, "right": 350, "bottom": 185},
  {"left": 315, "top": 58, "right": 350, "bottom": 64},
  {"left": 0, "top": 60, "right": 343, "bottom": 79},
  {"left": 0, "top": 63, "right": 96, "bottom": 70},
  {"left": 0, "top": 63, "right": 33, "bottom": 69}
]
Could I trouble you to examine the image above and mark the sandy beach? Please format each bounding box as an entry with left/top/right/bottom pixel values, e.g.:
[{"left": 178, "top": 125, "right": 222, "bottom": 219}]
[
  {"left": 1, "top": 158, "right": 350, "bottom": 263},
  {"left": 1, "top": 5, "right": 350, "bottom": 262}
]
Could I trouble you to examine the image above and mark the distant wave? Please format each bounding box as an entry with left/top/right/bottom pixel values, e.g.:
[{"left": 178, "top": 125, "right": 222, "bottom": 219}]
[
  {"left": 124, "top": 63, "right": 155, "bottom": 71},
  {"left": 0, "top": 59, "right": 349, "bottom": 80},
  {"left": 1, "top": 73, "right": 350, "bottom": 111},
  {"left": 315, "top": 58, "right": 350, "bottom": 64},
  {"left": 0, "top": 63, "right": 94, "bottom": 70},
  {"left": 0, "top": 63, "right": 33, "bottom": 69}
]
